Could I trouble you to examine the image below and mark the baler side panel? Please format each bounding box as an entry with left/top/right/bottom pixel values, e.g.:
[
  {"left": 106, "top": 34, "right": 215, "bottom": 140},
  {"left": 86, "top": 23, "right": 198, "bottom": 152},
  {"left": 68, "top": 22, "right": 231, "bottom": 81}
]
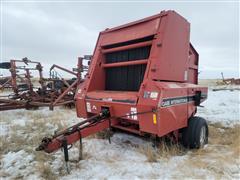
[
  {"left": 187, "top": 44, "right": 199, "bottom": 84},
  {"left": 75, "top": 99, "right": 88, "bottom": 118},
  {"left": 86, "top": 35, "right": 106, "bottom": 92},
  {"left": 149, "top": 11, "right": 190, "bottom": 82},
  {"left": 187, "top": 86, "right": 208, "bottom": 118},
  {"left": 75, "top": 81, "right": 88, "bottom": 118},
  {"left": 158, "top": 88, "right": 188, "bottom": 136},
  {"left": 138, "top": 81, "right": 161, "bottom": 134}
]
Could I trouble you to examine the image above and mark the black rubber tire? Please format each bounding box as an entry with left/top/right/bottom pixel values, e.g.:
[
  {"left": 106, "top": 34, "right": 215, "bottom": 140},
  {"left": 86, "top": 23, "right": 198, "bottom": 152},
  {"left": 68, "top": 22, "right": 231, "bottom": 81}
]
[{"left": 181, "top": 116, "right": 208, "bottom": 149}]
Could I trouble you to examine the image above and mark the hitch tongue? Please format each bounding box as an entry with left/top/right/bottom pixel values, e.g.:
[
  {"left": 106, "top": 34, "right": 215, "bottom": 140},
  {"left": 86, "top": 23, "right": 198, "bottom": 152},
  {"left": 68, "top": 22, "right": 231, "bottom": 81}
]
[
  {"left": 36, "top": 109, "right": 110, "bottom": 153},
  {"left": 36, "top": 137, "right": 52, "bottom": 151},
  {"left": 35, "top": 108, "right": 111, "bottom": 173}
]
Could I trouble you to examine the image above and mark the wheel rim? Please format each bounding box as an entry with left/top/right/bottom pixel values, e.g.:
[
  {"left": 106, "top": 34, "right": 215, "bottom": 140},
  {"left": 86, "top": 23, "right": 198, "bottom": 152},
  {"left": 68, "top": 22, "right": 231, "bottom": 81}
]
[{"left": 199, "top": 126, "right": 206, "bottom": 147}]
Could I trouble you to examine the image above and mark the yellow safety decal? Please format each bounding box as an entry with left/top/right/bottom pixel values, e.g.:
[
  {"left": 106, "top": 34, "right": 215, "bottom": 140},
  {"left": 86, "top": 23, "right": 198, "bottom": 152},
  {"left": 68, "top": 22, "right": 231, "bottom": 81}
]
[{"left": 153, "top": 114, "right": 157, "bottom": 124}]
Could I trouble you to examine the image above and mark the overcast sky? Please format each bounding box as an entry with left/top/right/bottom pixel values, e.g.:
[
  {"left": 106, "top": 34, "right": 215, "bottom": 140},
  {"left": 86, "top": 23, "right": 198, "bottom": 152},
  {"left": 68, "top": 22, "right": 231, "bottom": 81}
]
[{"left": 0, "top": 1, "right": 239, "bottom": 79}]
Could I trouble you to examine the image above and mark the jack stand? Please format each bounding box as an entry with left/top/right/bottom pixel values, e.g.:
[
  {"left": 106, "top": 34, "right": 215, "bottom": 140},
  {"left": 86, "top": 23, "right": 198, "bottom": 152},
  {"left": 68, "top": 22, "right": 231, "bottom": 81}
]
[
  {"left": 151, "top": 135, "right": 159, "bottom": 148},
  {"left": 62, "top": 138, "right": 70, "bottom": 174},
  {"left": 108, "top": 119, "right": 111, "bottom": 144},
  {"left": 78, "top": 132, "right": 83, "bottom": 161},
  {"left": 108, "top": 129, "right": 111, "bottom": 144}
]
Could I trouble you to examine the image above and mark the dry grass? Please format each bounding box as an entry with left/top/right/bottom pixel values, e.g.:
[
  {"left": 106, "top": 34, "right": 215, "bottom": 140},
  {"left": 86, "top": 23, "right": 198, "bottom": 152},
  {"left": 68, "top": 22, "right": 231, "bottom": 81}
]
[
  {"left": 87, "top": 129, "right": 113, "bottom": 139},
  {"left": 138, "top": 141, "right": 186, "bottom": 162},
  {"left": 157, "top": 141, "right": 185, "bottom": 157},
  {"left": 0, "top": 119, "right": 59, "bottom": 155},
  {"left": 0, "top": 110, "right": 68, "bottom": 179},
  {"left": 37, "top": 162, "right": 58, "bottom": 180},
  {"left": 0, "top": 136, "right": 9, "bottom": 156},
  {"left": 180, "top": 123, "right": 240, "bottom": 178},
  {"left": 208, "top": 123, "right": 240, "bottom": 156},
  {"left": 198, "top": 79, "right": 234, "bottom": 86},
  {"left": 138, "top": 145, "right": 158, "bottom": 162},
  {"left": 198, "top": 79, "right": 222, "bottom": 86},
  {"left": 138, "top": 122, "right": 239, "bottom": 167},
  {"left": 0, "top": 171, "right": 10, "bottom": 178}
]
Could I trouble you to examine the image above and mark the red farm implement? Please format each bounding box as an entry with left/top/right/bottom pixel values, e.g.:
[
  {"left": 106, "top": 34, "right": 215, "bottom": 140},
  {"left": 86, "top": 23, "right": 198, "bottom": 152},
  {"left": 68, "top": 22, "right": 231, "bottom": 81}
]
[
  {"left": 0, "top": 57, "right": 90, "bottom": 111},
  {"left": 37, "top": 10, "right": 208, "bottom": 170}
]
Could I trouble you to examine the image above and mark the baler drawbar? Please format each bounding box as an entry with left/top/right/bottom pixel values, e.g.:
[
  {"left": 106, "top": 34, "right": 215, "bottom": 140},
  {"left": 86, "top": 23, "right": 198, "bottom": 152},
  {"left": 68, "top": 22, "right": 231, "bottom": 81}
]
[
  {"left": 36, "top": 109, "right": 110, "bottom": 152},
  {"left": 36, "top": 109, "right": 155, "bottom": 172},
  {"left": 36, "top": 108, "right": 156, "bottom": 152}
]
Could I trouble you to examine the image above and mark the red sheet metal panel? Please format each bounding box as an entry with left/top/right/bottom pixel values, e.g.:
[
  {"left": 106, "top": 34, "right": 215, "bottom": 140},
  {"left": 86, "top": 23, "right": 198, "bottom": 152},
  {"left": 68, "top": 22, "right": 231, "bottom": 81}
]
[
  {"left": 148, "top": 11, "right": 190, "bottom": 82},
  {"left": 100, "top": 18, "right": 160, "bottom": 46},
  {"left": 86, "top": 90, "right": 138, "bottom": 104}
]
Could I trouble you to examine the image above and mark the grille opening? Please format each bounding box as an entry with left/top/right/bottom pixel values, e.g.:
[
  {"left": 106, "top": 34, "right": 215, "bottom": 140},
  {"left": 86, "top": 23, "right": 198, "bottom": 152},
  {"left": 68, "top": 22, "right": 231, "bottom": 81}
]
[
  {"left": 105, "top": 46, "right": 151, "bottom": 64},
  {"left": 105, "top": 45, "right": 151, "bottom": 91},
  {"left": 105, "top": 65, "right": 146, "bottom": 91}
]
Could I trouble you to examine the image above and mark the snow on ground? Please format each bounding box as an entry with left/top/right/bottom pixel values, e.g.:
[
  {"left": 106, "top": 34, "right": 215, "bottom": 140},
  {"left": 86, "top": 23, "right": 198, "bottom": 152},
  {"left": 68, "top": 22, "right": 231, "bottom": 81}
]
[
  {"left": 0, "top": 86, "right": 239, "bottom": 179},
  {"left": 1, "top": 150, "right": 35, "bottom": 179},
  {"left": 197, "top": 87, "right": 240, "bottom": 126}
]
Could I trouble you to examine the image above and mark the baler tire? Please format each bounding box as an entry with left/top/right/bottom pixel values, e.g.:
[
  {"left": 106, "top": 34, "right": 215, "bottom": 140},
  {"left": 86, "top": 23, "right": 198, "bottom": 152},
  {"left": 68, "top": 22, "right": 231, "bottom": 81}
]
[{"left": 182, "top": 116, "right": 208, "bottom": 149}]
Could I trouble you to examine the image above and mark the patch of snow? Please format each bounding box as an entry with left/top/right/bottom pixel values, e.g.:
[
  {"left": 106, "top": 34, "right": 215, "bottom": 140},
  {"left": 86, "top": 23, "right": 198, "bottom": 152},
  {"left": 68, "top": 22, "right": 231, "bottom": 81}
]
[
  {"left": 197, "top": 89, "right": 240, "bottom": 126},
  {"left": 0, "top": 150, "right": 38, "bottom": 179},
  {"left": 58, "top": 134, "right": 188, "bottom": 180},
  {"left": 0, "top": 122, "right": 9, "bottom": 136},
  {"left": 0, "top": 109, "right": 28, "bottom": 126}
]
